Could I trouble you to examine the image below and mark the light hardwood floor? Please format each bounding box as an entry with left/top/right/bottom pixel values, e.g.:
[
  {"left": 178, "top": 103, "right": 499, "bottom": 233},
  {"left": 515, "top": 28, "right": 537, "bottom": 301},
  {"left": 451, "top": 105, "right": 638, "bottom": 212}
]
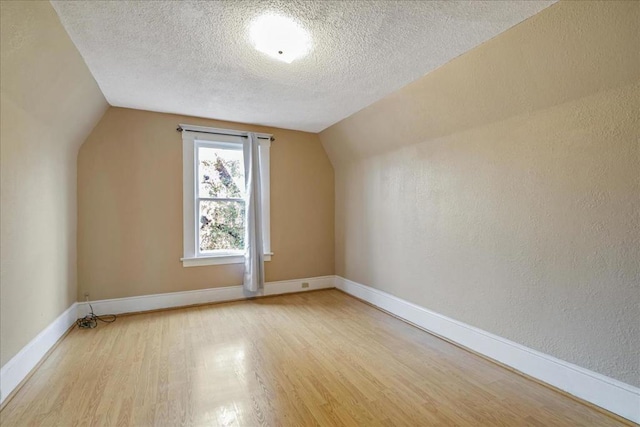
[{"left": 0, "top": 290, "right": 628, "bottom": 426}]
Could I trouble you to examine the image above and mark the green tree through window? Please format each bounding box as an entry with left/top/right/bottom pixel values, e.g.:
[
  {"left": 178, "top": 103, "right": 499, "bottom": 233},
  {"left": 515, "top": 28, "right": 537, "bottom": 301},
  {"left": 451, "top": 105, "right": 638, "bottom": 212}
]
[{"left": 198, "top": 148, "right": 245, "bottom": 252}]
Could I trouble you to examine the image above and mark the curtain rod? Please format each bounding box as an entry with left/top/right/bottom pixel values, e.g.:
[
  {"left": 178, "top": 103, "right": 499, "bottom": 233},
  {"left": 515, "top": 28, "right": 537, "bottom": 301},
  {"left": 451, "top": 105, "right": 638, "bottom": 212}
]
[{"left": 176, "top": 126, "right": 275, "bottom": 141}]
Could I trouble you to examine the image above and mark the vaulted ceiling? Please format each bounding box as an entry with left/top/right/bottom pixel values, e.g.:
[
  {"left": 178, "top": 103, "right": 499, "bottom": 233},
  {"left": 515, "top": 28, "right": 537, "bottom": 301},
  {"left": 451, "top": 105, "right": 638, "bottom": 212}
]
[{"left": 51, "top": 1, "right": 555, "bottom": 133}]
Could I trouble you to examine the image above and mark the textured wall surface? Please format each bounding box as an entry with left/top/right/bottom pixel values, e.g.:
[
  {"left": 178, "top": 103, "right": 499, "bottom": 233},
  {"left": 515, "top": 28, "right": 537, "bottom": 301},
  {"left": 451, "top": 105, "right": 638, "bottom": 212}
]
[
  {"left": 320, "top": 1, "right": 640, "bottom": 387},
  {"left": 51, "top": 1, "right": 553, "bottom": 132},
  {"left": 78, "top": 108, "right": 334, "bottom": 301},
  {"left": 0, "top": 1, "right": 108, "bottom": 367}
]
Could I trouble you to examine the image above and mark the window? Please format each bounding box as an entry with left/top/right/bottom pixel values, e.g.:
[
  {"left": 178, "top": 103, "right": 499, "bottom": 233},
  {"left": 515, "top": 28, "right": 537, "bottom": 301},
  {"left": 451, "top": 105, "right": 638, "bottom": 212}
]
[
  {"left": 197, "top": 142, "right": 245, "bottom": 253},
  {"left": 181, "top": 125, "right": 271, "bottom": 267}
]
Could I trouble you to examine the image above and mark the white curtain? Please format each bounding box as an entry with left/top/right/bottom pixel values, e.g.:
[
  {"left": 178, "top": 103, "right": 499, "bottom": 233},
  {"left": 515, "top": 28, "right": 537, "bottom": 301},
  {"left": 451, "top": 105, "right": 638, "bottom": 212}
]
[{"left": 243, "top": 133, "right": 264, "bottom": 293}]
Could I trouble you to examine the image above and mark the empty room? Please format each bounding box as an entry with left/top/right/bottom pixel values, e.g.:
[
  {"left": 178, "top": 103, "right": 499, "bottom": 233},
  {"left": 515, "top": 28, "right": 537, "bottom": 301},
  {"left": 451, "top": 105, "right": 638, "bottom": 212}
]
[{"left": 1, "top": 0, "right": 638, "bottom": 425}]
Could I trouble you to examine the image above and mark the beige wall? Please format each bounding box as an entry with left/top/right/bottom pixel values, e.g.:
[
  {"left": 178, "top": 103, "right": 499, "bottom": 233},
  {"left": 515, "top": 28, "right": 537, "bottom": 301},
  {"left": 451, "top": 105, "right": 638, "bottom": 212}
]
[
  {"left": 78, "top": 107, "right": 334, "bottom": 300},
  {"left": 0, "top": 2, "right": 108, "bottom": 367},
  {"left": 320, "top": 1, "right": 639, "bottom": 387}
]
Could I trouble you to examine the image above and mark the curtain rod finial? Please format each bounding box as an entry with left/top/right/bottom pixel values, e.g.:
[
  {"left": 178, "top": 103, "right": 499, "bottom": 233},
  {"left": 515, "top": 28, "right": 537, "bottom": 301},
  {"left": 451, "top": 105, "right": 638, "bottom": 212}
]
[{"left": 176, "top": 126, "right": 183, "bottom": 132}]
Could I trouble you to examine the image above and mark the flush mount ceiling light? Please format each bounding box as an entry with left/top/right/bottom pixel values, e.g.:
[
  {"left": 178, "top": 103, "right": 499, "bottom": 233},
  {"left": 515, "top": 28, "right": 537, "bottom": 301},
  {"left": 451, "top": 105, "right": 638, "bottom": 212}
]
[{"left": 249, "top": 13, "right": 311, "bottom": 63}]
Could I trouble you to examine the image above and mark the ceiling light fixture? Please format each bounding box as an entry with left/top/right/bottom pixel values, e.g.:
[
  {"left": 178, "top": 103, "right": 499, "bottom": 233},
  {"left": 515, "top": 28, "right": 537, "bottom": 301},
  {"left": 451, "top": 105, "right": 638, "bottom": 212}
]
[{"left": 249, "top": 13, "right": 311, "bottom": 64}]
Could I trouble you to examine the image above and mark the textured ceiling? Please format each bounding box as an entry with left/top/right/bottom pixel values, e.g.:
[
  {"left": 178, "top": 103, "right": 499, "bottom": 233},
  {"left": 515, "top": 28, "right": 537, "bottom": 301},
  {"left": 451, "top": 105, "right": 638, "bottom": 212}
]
[{"left": 51, "top": 1, "right": 555, "bottom": 133}]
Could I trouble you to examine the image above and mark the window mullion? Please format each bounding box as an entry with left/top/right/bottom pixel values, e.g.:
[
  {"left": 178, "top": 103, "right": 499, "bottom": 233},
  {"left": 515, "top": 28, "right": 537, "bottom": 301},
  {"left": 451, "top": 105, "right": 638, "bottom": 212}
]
[{"left": 193, "top": 141, "right": 200, "bottom": 256}]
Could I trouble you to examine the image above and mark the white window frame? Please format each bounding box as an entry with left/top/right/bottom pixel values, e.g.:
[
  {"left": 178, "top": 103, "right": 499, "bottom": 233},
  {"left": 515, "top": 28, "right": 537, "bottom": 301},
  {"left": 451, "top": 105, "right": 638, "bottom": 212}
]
[{"left": 180, "top": 124, "right": 272, "bottom": 267}]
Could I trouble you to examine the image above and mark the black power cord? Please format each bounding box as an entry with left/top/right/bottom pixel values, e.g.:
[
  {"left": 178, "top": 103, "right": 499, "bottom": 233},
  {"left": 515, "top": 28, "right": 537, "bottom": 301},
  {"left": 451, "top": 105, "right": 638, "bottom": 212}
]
[{"left": 77, "top": 303, "right": 116, "bottom": 329}]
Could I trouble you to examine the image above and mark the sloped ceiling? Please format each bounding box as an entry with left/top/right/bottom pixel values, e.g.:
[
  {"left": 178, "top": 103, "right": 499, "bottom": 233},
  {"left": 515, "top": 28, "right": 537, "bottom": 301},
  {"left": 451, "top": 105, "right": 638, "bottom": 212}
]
[{"left": 51, "top": 0, "right": 555, "bottom": 132}]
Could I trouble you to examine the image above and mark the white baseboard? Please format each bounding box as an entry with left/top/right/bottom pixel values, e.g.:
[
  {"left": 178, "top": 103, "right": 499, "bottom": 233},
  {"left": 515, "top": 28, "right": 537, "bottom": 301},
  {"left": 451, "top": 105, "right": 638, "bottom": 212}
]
[
  {"left": 1, "top": 276, "right": 334, "bottom": 407},
  {"left": 77, "top": 275, "right": 336, "bottom": 317},
  {"left": 0, "top": 303, "right": 78, "bottom": 405},
  {"left": 335, "top": 276, "right": 640, "bottom": 423},
  {"left": 6, "top": 276, "right": 636, "bottom": 423}
]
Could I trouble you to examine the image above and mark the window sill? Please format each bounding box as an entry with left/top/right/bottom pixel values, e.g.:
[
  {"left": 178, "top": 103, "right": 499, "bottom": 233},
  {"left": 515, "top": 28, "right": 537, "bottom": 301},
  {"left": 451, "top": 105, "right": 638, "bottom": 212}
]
[{"left": 181, "top": 253, "right": 272, "bottom": 267}]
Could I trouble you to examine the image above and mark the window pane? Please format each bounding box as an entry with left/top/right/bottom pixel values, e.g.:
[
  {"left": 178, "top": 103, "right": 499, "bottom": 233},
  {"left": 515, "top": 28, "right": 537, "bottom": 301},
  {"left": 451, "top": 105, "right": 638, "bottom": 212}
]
[
  {"left": 198, "top": 146, "right": 244, "bottom": 198},
  {"left": 199, "top": 200, "right": 245, "bottom": 252}
]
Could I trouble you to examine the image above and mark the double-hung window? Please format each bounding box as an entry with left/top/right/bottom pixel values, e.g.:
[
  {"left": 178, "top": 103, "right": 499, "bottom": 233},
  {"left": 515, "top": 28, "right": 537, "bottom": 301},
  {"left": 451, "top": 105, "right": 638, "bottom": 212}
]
[{"left": 180, "top": 125, "right": 271, "bottom": 267}]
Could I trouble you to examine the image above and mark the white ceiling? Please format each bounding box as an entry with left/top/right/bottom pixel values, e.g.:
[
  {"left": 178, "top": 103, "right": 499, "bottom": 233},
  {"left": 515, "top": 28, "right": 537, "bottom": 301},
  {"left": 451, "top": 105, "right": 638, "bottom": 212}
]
[{"left": 51, "top": 1, "right": 555, "bottom": 133}]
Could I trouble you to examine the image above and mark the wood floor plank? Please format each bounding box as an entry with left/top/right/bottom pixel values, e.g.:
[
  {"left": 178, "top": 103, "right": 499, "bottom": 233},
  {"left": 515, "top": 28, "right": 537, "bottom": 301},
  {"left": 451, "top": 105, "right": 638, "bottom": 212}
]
[{"left": 0, "top": 289, "right": 629, "bottom": 426}]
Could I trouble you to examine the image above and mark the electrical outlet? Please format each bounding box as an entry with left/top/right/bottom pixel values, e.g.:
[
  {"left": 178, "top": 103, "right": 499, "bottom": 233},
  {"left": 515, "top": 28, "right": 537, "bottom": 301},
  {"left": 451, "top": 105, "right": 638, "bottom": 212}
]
[
  {"left": 83, "top": 292, "right": 90, "bottom": 301},
  {"left": 301, "top": 282, "right": 309, "bottom": 288}
]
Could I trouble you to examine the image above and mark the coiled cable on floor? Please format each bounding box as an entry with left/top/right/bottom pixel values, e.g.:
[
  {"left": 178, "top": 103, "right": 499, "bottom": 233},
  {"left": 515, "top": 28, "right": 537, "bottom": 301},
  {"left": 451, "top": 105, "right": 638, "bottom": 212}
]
[{"left": 76, "top": 303, "right": 116, "bottom": 329}]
